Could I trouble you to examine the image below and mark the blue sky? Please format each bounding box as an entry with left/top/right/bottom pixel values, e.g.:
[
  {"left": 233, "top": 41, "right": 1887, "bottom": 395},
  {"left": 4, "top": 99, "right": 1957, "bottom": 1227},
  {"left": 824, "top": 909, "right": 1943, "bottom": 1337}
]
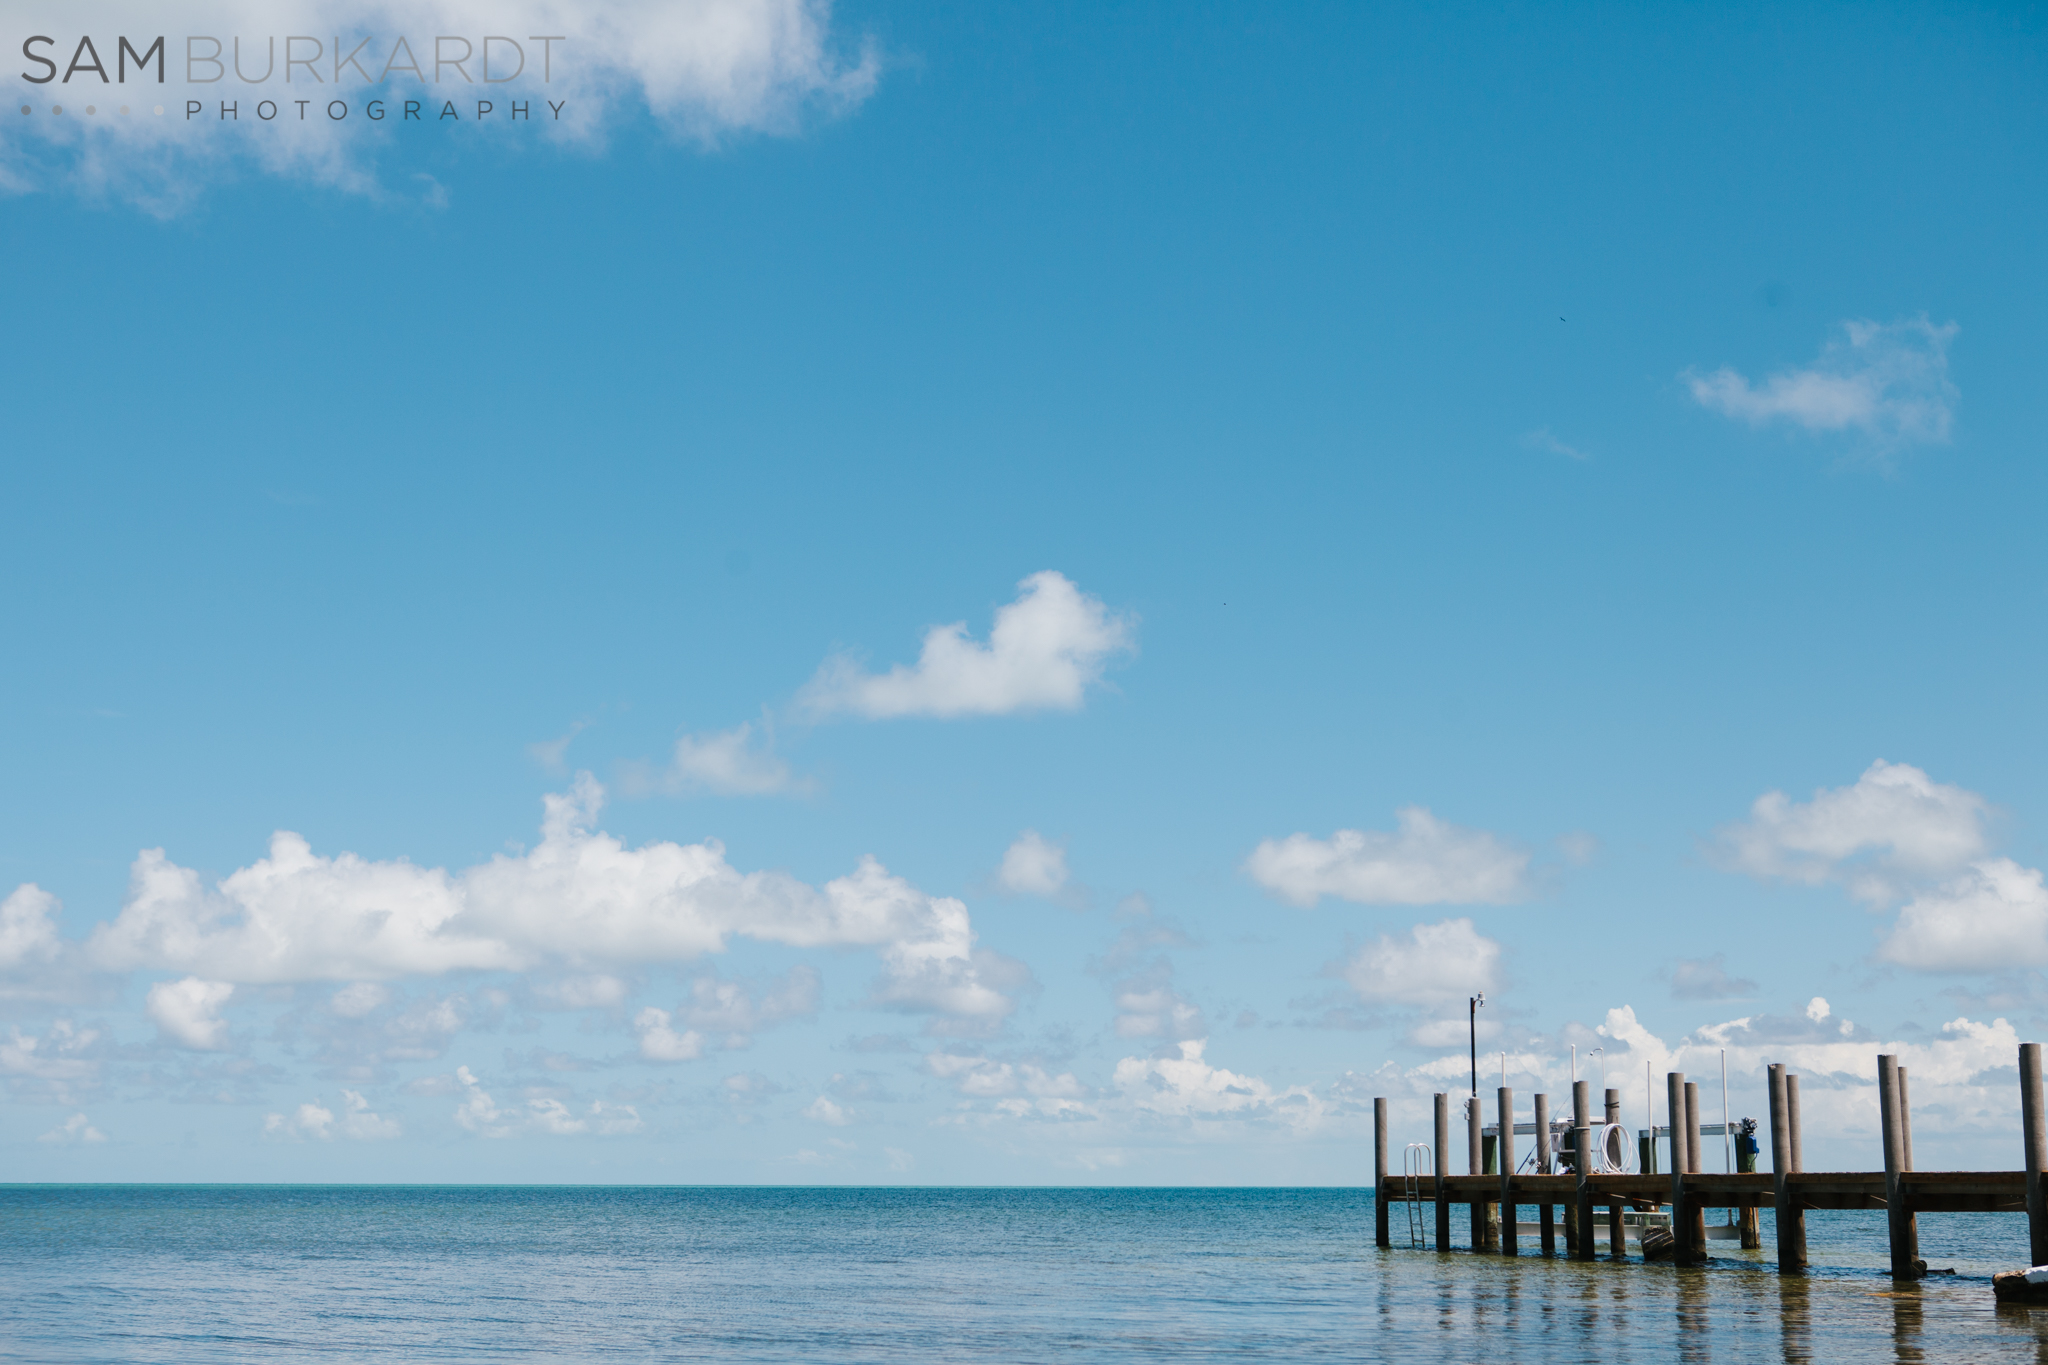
[{"left": 3, "top": 0, "right": 2046, "bottom": 1182}]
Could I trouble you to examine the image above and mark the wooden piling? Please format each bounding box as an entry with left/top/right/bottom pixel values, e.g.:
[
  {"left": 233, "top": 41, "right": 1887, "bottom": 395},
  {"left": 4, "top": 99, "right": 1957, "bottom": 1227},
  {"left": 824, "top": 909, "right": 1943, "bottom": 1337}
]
[
  {"left": 1498, "top": 1086, "right": 1517, "bottom": 1255},
  {"left": 1684, "top": 1080, "right": 1706, "bottom": 1258},
  {"left": 1667, "top": 1071, "right": 1693, "bottom": 1265},
  {"left": 1604, "top": 1088, "right": 1625, "bottom": 1260},
  {"left": 1737, "top": 1119, "right": 1761, "bottom": 1249},
  {"left": 1899, "top": 1065, "right": 1914, "bottom": 1173},
  {"left": 1468, "top": 1095, "right": 1485, "bottom": 1252},
  {"left": 1375, "top": 1096, "right": 1390, "bottom": 1248},
  {"left": 1573, "top": 1079, "right": 1596, "bottom": 1261},
  {"left": 1878, "top": 1055, "right": 1918, "bottom": 1278},
  {"left": 1534, "top": 1093, "right": 1555, "bottom": 1255},
  {"left": 2022, "top": 1043, "right": 2048, "bottom": 1265},
  {"left": 1784, "top": 1069, "right": 1807, "bottom": 1269},
  {"left": 1433, "top": 1092, "right": 1451, "bottom": 1252}
]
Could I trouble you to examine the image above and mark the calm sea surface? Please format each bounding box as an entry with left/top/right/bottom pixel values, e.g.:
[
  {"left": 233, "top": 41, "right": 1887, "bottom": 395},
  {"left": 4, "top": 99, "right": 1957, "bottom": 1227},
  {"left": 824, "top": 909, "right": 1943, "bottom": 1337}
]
[{"left": 4, "top": 1186, "right": 2048, "bottom": 1362}]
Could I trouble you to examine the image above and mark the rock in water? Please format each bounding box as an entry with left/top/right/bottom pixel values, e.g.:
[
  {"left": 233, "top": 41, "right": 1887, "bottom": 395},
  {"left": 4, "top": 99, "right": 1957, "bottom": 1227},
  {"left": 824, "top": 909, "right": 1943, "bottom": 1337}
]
[{"left": 1992, "top": 1267, "right": 2048, "bottom": 1303}]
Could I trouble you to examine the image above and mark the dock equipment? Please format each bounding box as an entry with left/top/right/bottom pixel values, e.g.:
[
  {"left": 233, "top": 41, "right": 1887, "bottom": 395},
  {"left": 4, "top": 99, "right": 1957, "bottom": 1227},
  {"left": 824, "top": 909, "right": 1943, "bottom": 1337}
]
[{"left": 1372, "top": 1042, "right": 2048, "bottom": 1278}]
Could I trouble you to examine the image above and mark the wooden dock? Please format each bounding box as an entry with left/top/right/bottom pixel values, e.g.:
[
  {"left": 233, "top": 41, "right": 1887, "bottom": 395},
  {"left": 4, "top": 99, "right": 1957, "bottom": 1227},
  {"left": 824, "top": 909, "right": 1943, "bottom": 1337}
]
[{"left": 1371, "top": 1042, "right": 2048, "bottom": 1278}]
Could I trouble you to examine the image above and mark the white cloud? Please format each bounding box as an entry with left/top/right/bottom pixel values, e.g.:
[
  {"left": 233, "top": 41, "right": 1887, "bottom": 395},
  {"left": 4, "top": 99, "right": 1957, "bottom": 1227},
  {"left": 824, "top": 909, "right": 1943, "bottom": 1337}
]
[
  {"left": 1878, "top": 858, "right": 2048, "bottom": 972},
  {"left": 146, "top": 976, "right": 234, "bottom": 1049},
  {"left": 997, "top": 830, "right": 1071, "bottom": 898},
  {"left": 925, "top": 1052, "right": 1090, "bottom": 1120},
  {"left": 1341, "top": 918, "right": 1502, "bottom": 1009},
  {"left": 633, "top": 1006, "right": 706, "bottom": 1061},
  {"left": 264, "top": 1090, "right": 402, "bottom": 1141},
  {"left": 805, "top": 1094, "right": 851, "bottom": 1125},
  {"left": 655, "top": 722, "right": 806, "bottom": 796},
  {"left": 1111, "top": 960, "right": 1205, "bottom": 1042},
  {"left": 1246, "top": 808, "right": 1531, "bottom": 907},
  {"left": 1716, "top": 760, "right": 1990, "bottom": 904},
  {"left": 85, "top": 776, "right": 1019, "bottom": 1028},
  {"left": 38, "top": 1112, "right": 107, "bottom": 1145},
  {"left": 454, "top": 1064, "right": 513, "bottom": 1136},
  {"left": 527, "top": 1096, "right": 644, "bottom": 1136},
  {"left": 799, "top": 571, "right": 1135, "bottom": 719},
  {"left": 1113, "top": 1040, "right": 1323, "bottom": 1130},
  {"left": 1524, "top": 427, "right": 1590, "bottom": 461},
  {"left": 0, "top": 885, "right": 64, "bottom": 969},
  {"left": 3, "top": 0, "right": 880, "bottom": 212},
  {"left": 1685, "top": 317, "right": 1958, "bottom": 447},
  {"left": 0, "top": 1021, "right": 101, "bottom": 1094}
]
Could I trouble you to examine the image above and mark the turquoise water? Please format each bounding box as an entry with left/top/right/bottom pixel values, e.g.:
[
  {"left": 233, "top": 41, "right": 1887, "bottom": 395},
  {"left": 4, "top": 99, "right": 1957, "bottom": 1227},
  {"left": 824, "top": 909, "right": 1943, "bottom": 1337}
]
[{"left": 3, "top": 1187, "right": 2047, "bottom": 1361}]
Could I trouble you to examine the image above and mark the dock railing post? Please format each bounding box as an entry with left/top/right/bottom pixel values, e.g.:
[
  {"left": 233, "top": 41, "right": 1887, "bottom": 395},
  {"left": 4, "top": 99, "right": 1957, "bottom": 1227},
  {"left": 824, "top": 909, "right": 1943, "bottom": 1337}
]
[
  {"left": 1877, "top": 1055, "right": 1918, "bottom": 1278},
  {"left": 1497, "top": 1085, "right": 1517, "bottom": 1255},
  {"left": 1534, "top": 1093, "right": 1555, "bottom": 1255},
  {"left": 1433, "top": 1093, "right": 1451, "bottom": 1252},
  {"left": 1468, "top": 1096, "right": 1485, "bottom": 1253},
  {"left": 2022, "top": 1043, "right": 2048, "bottom": 1265},
  {"left": 1573, "top": 1079, "right": 1596, "bottom": 1261},
  {"left": 1375, "top": 1096, "right": 1390, "bottom": 1249},
  {"left": 1667, "top": 1071, "right": 1692, "bottom": 1266}
]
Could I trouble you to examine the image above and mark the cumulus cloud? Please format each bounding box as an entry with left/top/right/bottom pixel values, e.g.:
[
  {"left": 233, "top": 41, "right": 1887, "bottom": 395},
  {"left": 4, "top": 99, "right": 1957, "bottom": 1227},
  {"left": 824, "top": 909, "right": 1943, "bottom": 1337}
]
[
  {"left": 146, "top": 976, "right": 234, "bottom": 1049},
  {"left": 329, "top": 981, "right": 389, "bottom": 1018},
  {"left": 265, "top": 1089, "right": 401, "bottom": 1140},
  {"left": 1668, "top": 954, "right": 1758, "bottom": 1001},
  {"left": 3, "top": 0, "right": 880, "bottom": 213},
  {"left": 1341, "top": 918, "right": 1502, "bottom": 1009},
  {"left": 38, "top": 1112, "right": 107, "bottom": 1145},
  {"left": 633, "top": 1006, "right": 706, "bottom": 1061},
  {"left": 1716, "top": 760, "right": 1990, "bottom": 904},
  {"left": 1113, "top": 1040, "right": 1323, "bottom": 1130},
  {"left": 1685, "top": 317, "right": 1958, "bottom": 448},
  {"left": 85, "top": 775, "right": 1018, "bottom": 1029},
  {"left": 1246, "top": 808, "right": 1532, "bottom": 907},
  {"left": 799, "top": 572, "right": 1135, "bottom": 720},
  {"left": 1878, "top": 858, "right": 2048, "bottom": 972},
  {"left": 0, "top": 885, "right": 64, "bottom": 969},
  {"left": 0, "top": 1021, "right": 103, "bottom": 1101},
  {"left": 995, "top": 830, "right": 1077, "bottom": 903}
]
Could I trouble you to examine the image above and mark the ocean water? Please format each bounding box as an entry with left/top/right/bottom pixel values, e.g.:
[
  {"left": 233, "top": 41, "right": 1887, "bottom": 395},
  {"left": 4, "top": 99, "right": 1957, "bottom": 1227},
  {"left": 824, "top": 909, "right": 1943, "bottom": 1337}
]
[{"left": 3, "top": 1186, "right": 2048, "bottom": 1362}]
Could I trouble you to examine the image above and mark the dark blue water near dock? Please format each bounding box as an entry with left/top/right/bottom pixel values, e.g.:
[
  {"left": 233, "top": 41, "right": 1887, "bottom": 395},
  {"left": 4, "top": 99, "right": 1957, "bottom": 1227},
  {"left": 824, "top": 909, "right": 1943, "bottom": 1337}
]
[{"left": 3, "top": 1186, "right": 2046, "bottom": 1362}]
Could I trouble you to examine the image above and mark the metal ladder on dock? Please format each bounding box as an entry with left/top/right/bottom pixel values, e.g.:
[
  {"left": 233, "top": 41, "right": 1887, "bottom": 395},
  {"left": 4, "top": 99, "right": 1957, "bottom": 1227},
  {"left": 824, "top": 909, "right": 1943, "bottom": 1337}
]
[{"left": 1402, "top": 1143, "right": 1434, "bottom": 1249}]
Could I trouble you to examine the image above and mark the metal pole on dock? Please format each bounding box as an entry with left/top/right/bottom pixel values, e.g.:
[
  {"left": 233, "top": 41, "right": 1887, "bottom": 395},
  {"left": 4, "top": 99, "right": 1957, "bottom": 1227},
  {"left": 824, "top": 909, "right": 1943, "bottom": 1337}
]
[
  {"left": 1877, "top": 1055, "right": 1918, "bottom": 1278},
  {"left": 1573, "top": 1079, "right": 1596, "bottom": 1262},
  {"left": 2022, "top": 1043, "right": 2048, "bottom": 1265},
  {"left": 1468, "top": 1095, "right": 1485, "bottom": 1252},
  {"left": 1667, "top": 1071, "right": 1693, "bottom": 1265},
  {"left": 1498, "top": 1085, "right": 1517, "bottom": 1255},
  {"left": 1534, "top": 1092, "right": 1555, "bottom": 1255},
  {"left": 1434, "top": 1092, "right": 1451, "bottom": 1252},
  {"left": 1374, "top": 1096, "right": 1390, "bottom": 1249}
]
